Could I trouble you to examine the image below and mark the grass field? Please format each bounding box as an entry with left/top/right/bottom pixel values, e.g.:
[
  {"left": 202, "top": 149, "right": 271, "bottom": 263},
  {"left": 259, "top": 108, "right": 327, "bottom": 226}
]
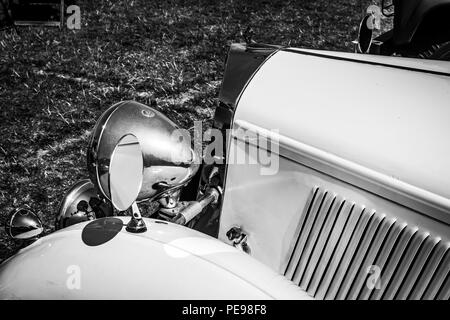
[{"left": 0, "top": 0, "right": 377, "bottom": 261}]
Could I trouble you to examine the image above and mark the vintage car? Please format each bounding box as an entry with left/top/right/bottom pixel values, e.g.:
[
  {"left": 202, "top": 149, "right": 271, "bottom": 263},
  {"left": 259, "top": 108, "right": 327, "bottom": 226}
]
[{"left": 0, "top": 43, "right": 449, "bottom": 300}]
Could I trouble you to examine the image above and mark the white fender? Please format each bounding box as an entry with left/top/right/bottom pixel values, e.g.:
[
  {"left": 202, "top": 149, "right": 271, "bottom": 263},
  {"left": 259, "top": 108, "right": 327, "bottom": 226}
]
[{"left": 0, "top": 217, "right": 311, "bottom": 300}]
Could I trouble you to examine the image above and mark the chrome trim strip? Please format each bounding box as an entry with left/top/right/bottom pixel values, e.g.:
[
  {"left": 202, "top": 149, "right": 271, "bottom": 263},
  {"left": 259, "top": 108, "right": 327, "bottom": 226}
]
[{"left": 233, "top": 119, "right": 450, "bottom": 225}]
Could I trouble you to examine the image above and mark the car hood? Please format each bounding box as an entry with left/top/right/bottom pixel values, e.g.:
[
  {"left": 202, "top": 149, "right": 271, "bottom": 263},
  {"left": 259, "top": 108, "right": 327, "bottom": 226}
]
[{"left": 233, "top": 48, "right": 450, "bottom": 222}]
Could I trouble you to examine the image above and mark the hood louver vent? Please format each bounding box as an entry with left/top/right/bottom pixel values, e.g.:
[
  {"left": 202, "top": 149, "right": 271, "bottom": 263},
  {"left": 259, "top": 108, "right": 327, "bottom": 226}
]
[{"left": 284, "top": 188, "right": 450, "bottom": 300}]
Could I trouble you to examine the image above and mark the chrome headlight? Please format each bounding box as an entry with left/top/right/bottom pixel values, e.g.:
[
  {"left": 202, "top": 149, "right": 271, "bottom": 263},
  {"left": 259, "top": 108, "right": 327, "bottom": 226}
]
[
  {"left": 55, "top": 179, "right": 113, "bottom": 230},
  {"left": 86, "top": 101, "right": 200, "bottom": 206}
]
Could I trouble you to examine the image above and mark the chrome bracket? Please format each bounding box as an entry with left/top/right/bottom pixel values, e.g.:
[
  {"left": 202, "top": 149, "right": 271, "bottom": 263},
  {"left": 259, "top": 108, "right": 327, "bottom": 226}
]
[
  {"left": 226, "top": 226, "right": 250, "bottom": 254},
  {"left": 125, "top": 202, "right": 147, "bottom": 233}
]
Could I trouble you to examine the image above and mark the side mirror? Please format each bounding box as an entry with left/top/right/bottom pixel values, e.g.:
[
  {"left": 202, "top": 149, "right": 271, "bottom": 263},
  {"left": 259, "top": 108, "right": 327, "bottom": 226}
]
[{"left": 5, "top": 208, "right": 43, "bottom": 241}]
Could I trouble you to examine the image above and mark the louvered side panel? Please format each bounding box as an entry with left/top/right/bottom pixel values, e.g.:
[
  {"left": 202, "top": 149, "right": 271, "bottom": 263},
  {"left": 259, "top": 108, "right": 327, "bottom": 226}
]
[
  {"left": 324, "top": 208, "right": 375, "bottom": 300},
  {"left": 284, "top": 188, "right": 325, "bottom": 280},
  {"left": 292, "top": 193, "right": 336, "bottom": 286},
  {"left": 408, "top": 242, "right": 449, "bottom": 299},
  {"left": 395, "top": 236, "right": 440, "bottom": 300},
  {"left": 422, "top": 250, "right": 450, "bottom": 300},
  {"left": 346, "top": 217, "right": 396, "bottom": 300},
  {"left": 300, "top": 197, "right": 345, "bottom": 291},
  {"left": 285, "top": 187, "right": 450, "bottom": 300},
  {"left": 358, "top": 220, "right": 407, "bottom": 299},
  {"left": 335, "top": 212, "right": 385, "bottom": 300},
  {"left": 436, "top": 273, "right": 450, "bottom": 300},
  {"left": 370, "top": 226, "right": 419, "bottom": 299},
  {"left": 308, "top": 201, "right": 360, "bottom": 298},
  {"left": 382, "top": 231, "right": 430, "bottom": 299}
]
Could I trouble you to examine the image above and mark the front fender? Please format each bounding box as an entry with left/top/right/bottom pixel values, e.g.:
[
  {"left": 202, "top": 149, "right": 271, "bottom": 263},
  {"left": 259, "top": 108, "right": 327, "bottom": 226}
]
[{"left": 0, "top": 217, "right": 310, "bottom": 300}]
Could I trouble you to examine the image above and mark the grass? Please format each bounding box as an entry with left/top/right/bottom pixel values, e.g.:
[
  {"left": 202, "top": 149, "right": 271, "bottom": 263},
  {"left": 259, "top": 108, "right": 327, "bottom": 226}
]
[{"left": 0, "top": 0, "right": 383, "bottom": 261}]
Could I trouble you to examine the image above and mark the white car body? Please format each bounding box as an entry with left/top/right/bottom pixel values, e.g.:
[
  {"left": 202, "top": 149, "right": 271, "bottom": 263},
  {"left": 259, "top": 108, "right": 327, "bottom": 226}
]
[
  {"left": 1, "top": 45, "right": 449, "bottom": 300},
  {"left": 218, "top": 47, "right": 450, "bottom": 299}
]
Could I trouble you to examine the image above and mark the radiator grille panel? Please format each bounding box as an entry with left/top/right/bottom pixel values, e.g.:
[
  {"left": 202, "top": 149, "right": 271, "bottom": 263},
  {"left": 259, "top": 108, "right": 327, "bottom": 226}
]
[{"left": 284, "top": 187, "right": 450, "bottom": 300}]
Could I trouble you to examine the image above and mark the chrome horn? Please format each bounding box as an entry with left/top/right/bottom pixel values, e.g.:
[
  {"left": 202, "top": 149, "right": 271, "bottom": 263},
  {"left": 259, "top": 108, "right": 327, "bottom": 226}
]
[
  {"left": 5, "top": 208, "right": 43, "bottom": 241},
  {"left": 87, "top": 101, "right": 200, "bottom": 205}
]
